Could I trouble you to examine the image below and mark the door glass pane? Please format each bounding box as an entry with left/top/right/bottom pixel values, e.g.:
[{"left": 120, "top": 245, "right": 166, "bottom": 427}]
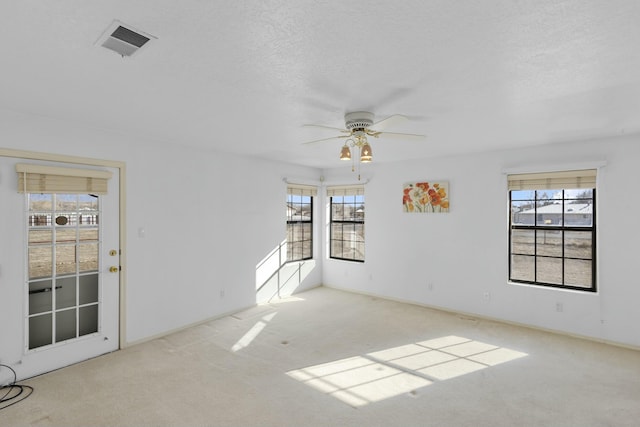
[
  {"left": 29, "top": 246, "right": 52, "bottom": 279},
  {"left": 29, "top": 194, "right": 52, "bottom": 211},
  {"left": 29, "top": 280, "right": 53, "bottom": 315},
  {"left": 78, "top": 243, "right": 99, "bottom": 272},
  {"left": 79, "top": 227, "right": 98, "bottom": 242},
  {"left": 29, "top": 229, "right": 52, "bottom": 244},
  {"left": 29, "top": 314, "right": 52, "bottom": 349},
  {"left": 56, "top": 227, "right": 76, "bottom": 243},
  {"left": 27, "top": 192, "right": 104, "bottom": 349},
  {"left": 79, "top": 274, "right": 99, "bottom": 305},
  {"left": 56, "top": 276, "right": 76, "bottom": 309},
  {"left": 56, "top": 194, "right": 77, "bottom": 211},
  {"left": 56, "top": 308, "right": 77, "bottom": 342},
  {"left": 78, "top": 194, "right": 98, "bottom": 211},
  {"left": 79, "top": 305, "right": 99, "bottom": 336},
  {"left": 56, "top": 244, "right": 76, "bottom": 275}
]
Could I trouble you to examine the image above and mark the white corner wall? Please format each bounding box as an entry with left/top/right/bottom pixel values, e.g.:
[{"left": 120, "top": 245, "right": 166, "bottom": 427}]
[
  {"left": 0, "top": 109, "right": 322, "bottom": 344},
  {"left": 322, "top": 135, "right": 640, "bottom": 348}
]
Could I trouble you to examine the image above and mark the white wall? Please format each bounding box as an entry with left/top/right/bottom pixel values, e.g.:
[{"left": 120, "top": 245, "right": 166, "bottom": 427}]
[
  {"left": 322, "top": 135, "right": 640, "bottom": 348},
  {"left": 0, "top": 109, "right": 323, "bottom": 344}
]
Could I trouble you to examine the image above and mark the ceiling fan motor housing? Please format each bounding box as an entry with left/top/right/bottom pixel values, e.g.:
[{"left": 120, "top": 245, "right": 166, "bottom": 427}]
[{"left": 345, "top": 111, "right": 374, "bottom": 130}]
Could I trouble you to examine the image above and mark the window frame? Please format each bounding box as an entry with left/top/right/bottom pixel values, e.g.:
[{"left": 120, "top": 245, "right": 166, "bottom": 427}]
[
  {"left": 286, "top": 192, "right": 313, "bottom": 262},
  {"left": 329, "top": 194, "right": 365, "bottom": 262},
  {"left": 508, "top": 188, "right": 596, "bottom": 292}
]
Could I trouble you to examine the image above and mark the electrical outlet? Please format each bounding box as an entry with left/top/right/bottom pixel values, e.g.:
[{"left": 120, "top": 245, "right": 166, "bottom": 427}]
[
  {"left": 427, "top": 282, "right": 434, "bottom": 291},
  {"left": 556, "top": 302, "right": 563, "bottom": 312},
  {"left": 483, "top": 292, "right": 491, "bottom": 301},
  {"left": 220, "top": 289, "right": 225, "bottom": 299}
]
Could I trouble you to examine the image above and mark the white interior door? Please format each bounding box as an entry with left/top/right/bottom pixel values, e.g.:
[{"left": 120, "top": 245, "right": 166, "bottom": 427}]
[{"left": 0, "top": 156, "right": 120, "bottom": 381}]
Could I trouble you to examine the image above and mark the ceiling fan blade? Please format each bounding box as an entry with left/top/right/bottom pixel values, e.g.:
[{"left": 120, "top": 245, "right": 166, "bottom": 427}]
[
  {"left": 376, "top": 131, "right": 426, "bottom": 139},
  {"left": 303, "top": 124, "right": 350, "bottom": 133},
  {"left": 302, "top": 135, "right": 350, "bottom": 145},
  {"left": 370, "top": 114, "right": 409, "bottom": 131}
]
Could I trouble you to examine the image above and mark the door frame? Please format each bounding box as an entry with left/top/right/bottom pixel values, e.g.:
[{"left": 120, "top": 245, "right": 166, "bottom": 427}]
[{"left": 0, "top": 148, "right": 128, "bottom": 349}]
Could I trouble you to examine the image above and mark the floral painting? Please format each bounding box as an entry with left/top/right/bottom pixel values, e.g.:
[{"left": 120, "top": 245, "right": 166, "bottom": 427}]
[{"left": 403, "top": 181, "right": 449, "bottom": 213}]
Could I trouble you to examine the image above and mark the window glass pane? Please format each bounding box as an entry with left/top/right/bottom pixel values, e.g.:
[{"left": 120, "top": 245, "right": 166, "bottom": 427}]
[
  {"left": 29, "top": 280, "right": 53, "bottom": 315},
  {"left": 565, "top": 189, "right": 593, "bottom": 201},
  {"left": 331, "top": 240, "right": 344, "bottom": 259},
  {"left": 511, "top": 201, "right": 534, "bottom": 225},
  {"left": 565, "top": 231, "right": 592, "bottom": 259},
  {"left": 78, "top": 243, "right": 99, "bottom": 273},
  {"left": 332, "top": 202, "right": 344, "bottom": 221},
  {"left": 29, "top": 314, "right": 52, "bottom": 349},
  {"left": 79, "top": 274, "right": 99, "bottom": 305},
  {"left": 535, "top": 203, "right": 562, "bottom": 226},
  {"left": 302, "top": 223, "right": 311, "bottom": 241},
  {"left": 510, "top": 255, "right": 534, "bottom": 282},
  {"left": 511, "top": 190, "right": 535, "bottom": 201},
  {"left": 565, "top": 259, "right": 592, "bottom": 288},
  {"left": 565, "top": 203, "right": 592, "bottom": 227},
  {"left": 331, "top": 224, "right": 343, "bottom": 240},
  {"left": 29, "top": 246, "right": 52, "bottom": 279},
  {"left": 56, "top": 308, "right": 77, "bottom": 342},
  {"left": 29, "top": 194, "right": 52, "bottom": 211},
  {"left": 56, "top": 244, "right": 76, "bottom": 275},
  {"left": 302, "top": 241, "right": 311, "bottom": 259},
  {"left": 56, "top": 276, "right": 76, "bottom": 309},
  {"left": 536, "top": 189, "right": 562, "bottom": 201},
  {"left": 536, "top": 257, "right": 562, "bottom": 284},
  {"left": 290, "top": 224, "right": 301, "bottom": 242},
  {"left": 511, "top": 229, "right": 535, "bottom": 255},
  {"left": 536, "top": 230, "right": 562, "bottom": 257},
  {"left": 342, "top": 223, "right": 356, "bottom": 239},
  {"left": 354, "top": 224, "right": 365, "bottom": 242}
]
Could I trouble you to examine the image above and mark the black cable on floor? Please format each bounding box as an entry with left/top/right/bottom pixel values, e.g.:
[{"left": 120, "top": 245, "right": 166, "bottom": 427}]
[{"left": 0, "top": 364, "right": 34, "bottom": 410}]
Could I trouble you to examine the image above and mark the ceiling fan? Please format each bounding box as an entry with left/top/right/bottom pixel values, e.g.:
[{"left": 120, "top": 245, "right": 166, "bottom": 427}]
[{"left": 303, "top": 111, "right": 425, "bottom": 165}]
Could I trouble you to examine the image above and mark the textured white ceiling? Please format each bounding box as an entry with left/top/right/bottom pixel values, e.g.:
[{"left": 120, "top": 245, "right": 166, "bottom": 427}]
[{"left": 1, "top": 1, "right": 639, "bottom": 168}]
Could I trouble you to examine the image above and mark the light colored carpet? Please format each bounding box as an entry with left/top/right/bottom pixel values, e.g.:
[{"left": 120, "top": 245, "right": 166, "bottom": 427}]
[{"left": 3, "top": 286, "right": 640, "bottom": 426}]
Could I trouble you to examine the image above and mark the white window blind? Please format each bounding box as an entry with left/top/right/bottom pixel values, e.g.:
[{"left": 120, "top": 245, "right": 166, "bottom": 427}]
[
  {"left": 326, "top": 185, "right": 365, "bottom": 197},
  {"left": 287, "top": 183, "right": 317, "bottom": 197},
  {"left": 16, "top": 163, "right": 113, "bottom": 195},
  {"left": 507, "top": 169, "right": 596, "bottom": 191}
]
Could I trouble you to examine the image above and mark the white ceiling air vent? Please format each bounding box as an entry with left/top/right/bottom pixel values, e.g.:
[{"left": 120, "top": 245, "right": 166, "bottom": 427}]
[{"left": 96, "top": 20, "right": 156, "bottom": 57}]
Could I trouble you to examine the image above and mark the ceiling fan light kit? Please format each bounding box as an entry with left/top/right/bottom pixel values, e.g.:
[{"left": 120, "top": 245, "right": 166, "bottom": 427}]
[{"left": 340, "top": 144, "right": 352, "bottom": 161}]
